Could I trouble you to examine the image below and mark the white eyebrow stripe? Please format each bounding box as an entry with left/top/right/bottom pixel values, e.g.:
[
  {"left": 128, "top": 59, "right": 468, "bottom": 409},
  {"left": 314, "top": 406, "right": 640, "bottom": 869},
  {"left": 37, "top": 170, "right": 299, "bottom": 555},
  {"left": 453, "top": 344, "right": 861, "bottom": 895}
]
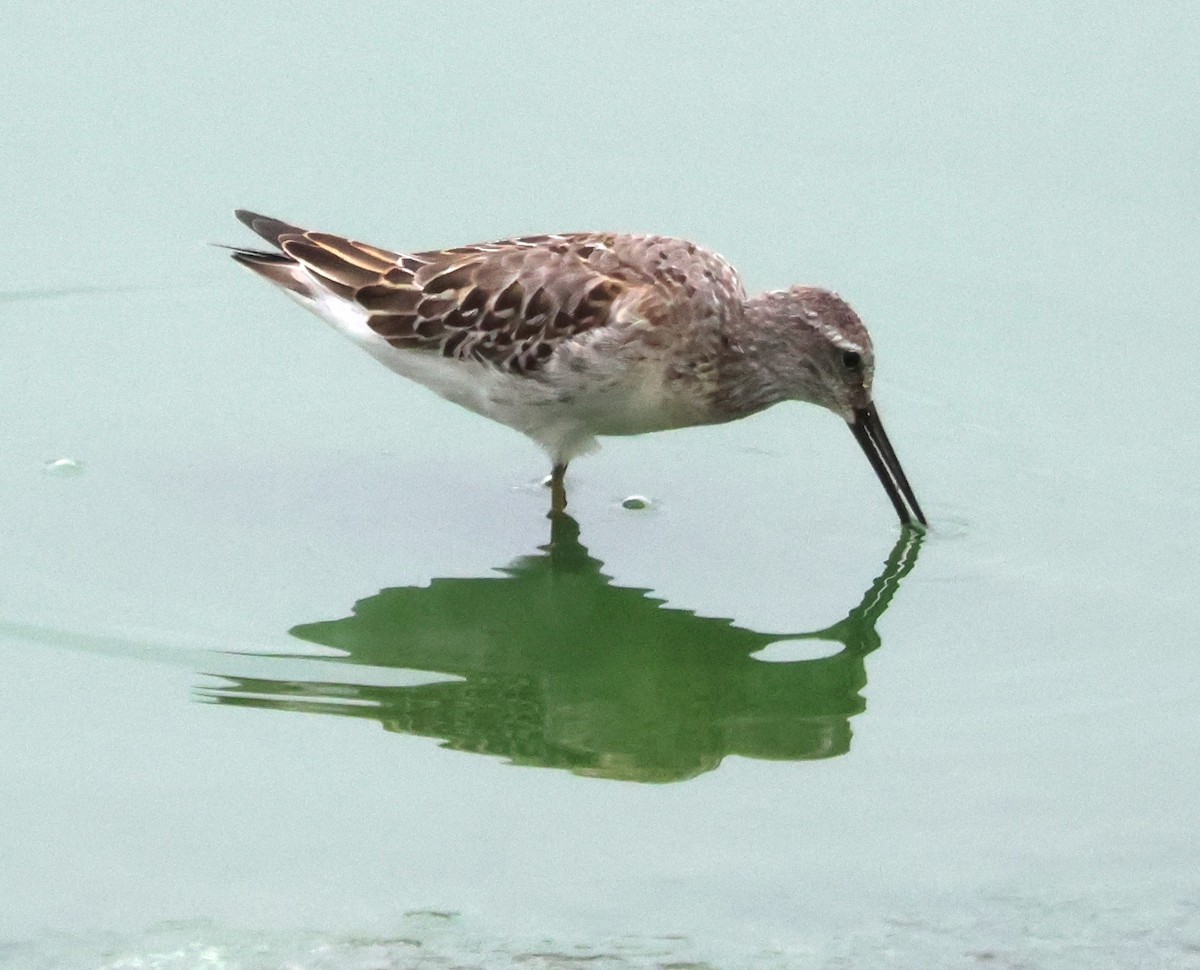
[{"left": 818, "top": 324, "right": 864, "bottom": 351}]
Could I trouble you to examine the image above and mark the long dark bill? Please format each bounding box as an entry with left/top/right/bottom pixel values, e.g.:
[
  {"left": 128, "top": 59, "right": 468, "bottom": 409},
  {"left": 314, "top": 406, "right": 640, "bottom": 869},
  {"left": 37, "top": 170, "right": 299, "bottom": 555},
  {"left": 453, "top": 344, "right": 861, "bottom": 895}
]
[{"left": 849, "top": 404, "right": 927, "bottom": 527}]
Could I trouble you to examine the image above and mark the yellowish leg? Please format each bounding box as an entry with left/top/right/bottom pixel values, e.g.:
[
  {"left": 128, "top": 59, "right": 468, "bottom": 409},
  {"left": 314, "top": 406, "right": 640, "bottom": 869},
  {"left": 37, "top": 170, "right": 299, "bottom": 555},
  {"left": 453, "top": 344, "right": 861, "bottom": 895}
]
[{"left": 550, "top": 462, "right": 568, "bottom": 514}]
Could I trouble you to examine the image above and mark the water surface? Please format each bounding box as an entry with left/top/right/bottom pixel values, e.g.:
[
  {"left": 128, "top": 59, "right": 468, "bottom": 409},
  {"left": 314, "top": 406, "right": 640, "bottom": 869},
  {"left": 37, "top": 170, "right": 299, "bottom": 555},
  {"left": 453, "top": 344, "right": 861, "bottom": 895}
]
[{"left": 2, "top": 3, "right": 1198, "bottom": 967}]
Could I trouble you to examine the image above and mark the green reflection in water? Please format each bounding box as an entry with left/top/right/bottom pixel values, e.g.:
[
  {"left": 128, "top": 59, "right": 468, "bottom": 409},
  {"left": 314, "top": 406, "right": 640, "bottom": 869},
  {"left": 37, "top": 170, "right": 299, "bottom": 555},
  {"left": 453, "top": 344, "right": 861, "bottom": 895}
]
[{"left": 201, "top": 517, "right": 922, "bottom": 783}]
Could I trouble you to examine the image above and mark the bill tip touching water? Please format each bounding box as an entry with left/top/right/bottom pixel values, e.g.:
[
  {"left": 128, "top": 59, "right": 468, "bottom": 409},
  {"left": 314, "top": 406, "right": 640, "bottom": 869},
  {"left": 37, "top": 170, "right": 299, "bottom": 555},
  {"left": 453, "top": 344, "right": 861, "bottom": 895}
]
[{"left": 228, "top": 209, "right": 926, "bottom": 526}]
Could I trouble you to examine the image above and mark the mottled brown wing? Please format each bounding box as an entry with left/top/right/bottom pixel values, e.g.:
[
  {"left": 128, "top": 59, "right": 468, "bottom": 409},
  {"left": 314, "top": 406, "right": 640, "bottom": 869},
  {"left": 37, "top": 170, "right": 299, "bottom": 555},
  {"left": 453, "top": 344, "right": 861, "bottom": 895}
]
[
  {"left": 272, "top": 230, "right": 652, "bottom": 373},
  {"left": 263, "top": 222, "right": 745, "bottom": 374}
]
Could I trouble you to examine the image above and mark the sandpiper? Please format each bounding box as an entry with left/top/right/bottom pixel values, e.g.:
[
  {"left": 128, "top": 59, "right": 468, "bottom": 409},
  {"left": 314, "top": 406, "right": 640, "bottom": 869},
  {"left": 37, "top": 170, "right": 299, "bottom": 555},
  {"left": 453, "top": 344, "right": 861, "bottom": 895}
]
[{"left": 228, "top": 211, "right": 926, "bottom": 525}]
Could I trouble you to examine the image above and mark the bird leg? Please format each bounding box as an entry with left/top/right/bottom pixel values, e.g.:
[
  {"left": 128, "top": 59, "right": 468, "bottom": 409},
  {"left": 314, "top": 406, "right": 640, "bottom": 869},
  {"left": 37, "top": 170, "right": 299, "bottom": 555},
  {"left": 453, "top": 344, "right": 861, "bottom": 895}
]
[{"left": 549, "top": 462, "right": 568, "bottom": 514}]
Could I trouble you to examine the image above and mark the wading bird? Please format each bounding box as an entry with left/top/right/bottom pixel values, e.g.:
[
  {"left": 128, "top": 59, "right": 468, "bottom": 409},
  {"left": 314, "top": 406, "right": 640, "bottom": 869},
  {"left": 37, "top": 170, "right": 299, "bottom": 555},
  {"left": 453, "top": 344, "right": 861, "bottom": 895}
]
[{"left": 228, "top": 211, "right": 925, "bottom": 525}]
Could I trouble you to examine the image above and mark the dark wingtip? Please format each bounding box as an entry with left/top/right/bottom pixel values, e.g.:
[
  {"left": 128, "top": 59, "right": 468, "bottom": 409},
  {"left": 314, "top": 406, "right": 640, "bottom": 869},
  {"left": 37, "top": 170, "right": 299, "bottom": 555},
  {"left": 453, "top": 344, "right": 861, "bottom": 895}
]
[
  {"left": 228, "top": 248, "right": 309, "bottom": 294},
  {"left": 228, "top": 248, "right": 292, "bottom": 266},
  {"left": 234, "top": 209, "right": 304, "bottom": 249}
]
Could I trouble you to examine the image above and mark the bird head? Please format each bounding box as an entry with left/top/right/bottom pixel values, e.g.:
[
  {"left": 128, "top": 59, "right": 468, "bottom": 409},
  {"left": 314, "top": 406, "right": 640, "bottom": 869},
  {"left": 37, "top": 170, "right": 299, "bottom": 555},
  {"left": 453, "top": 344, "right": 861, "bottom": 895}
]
[{"left": 745, "top": 286, "right": 926, "bottom": 526}]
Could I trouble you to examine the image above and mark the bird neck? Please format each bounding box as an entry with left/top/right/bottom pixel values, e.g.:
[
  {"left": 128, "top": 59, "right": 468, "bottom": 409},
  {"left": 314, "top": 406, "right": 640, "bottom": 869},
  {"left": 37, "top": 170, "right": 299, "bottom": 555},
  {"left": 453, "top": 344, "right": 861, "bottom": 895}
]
[{"left": 712, "top": 296, "right": 815, "bottom": 421}]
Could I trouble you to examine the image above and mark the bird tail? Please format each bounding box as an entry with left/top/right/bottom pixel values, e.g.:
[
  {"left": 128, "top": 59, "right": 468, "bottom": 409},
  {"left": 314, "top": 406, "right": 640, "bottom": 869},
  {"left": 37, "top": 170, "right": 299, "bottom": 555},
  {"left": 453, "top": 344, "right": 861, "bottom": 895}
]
[{"left": 223, "top": 209, "right": 312, "bottom": 296}]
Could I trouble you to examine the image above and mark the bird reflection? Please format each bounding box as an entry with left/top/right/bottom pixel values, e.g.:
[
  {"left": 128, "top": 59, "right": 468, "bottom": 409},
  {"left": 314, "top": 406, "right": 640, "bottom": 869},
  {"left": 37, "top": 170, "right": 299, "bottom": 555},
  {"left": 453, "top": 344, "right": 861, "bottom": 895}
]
[{"left": 199, "top": 516, "right": 922, "bottom": 783}]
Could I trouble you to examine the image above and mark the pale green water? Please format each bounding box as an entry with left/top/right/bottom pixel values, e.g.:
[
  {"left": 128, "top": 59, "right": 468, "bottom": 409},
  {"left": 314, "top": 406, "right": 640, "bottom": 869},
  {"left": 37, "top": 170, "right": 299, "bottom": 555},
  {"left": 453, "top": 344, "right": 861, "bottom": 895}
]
[{"left": 3, "top": 3, "right": 1199, "bottom": 968}]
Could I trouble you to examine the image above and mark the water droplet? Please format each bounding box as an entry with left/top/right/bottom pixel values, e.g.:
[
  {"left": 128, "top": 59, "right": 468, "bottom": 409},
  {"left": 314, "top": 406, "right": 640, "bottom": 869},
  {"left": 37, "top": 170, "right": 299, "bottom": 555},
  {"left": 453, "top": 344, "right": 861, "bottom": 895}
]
[
  {"left": 43, "top": 457, "right": 84, "bottom": 476},
  {"left": 621, "top": 495, "right": 652, "bottom": 510}
]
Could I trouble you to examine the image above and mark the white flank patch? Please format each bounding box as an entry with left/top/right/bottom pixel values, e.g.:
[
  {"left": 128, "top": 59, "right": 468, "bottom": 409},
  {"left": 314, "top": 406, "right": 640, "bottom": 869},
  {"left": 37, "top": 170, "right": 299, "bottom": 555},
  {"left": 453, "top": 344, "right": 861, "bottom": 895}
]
[{"left": 285, "top": 268, "right": 505, "bottom": 414}]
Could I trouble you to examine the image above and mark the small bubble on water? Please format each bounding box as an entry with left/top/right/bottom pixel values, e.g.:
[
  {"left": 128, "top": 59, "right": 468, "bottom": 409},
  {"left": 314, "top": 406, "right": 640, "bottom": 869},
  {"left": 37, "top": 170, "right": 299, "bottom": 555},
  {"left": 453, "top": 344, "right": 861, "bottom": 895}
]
[
  {"left": 43, "top": 457, "right": 84, "bottom": 476},
  {"left": 621, "top": 495, "right": 652, "bottom": 510}
]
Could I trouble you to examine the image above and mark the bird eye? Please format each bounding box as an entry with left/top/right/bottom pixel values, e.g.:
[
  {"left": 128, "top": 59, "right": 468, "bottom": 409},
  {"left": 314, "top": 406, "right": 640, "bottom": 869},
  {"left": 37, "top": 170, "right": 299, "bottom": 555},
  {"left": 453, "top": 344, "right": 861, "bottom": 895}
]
[{"left": 841, "top": 350, "right": 862, "bottom": 369}]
